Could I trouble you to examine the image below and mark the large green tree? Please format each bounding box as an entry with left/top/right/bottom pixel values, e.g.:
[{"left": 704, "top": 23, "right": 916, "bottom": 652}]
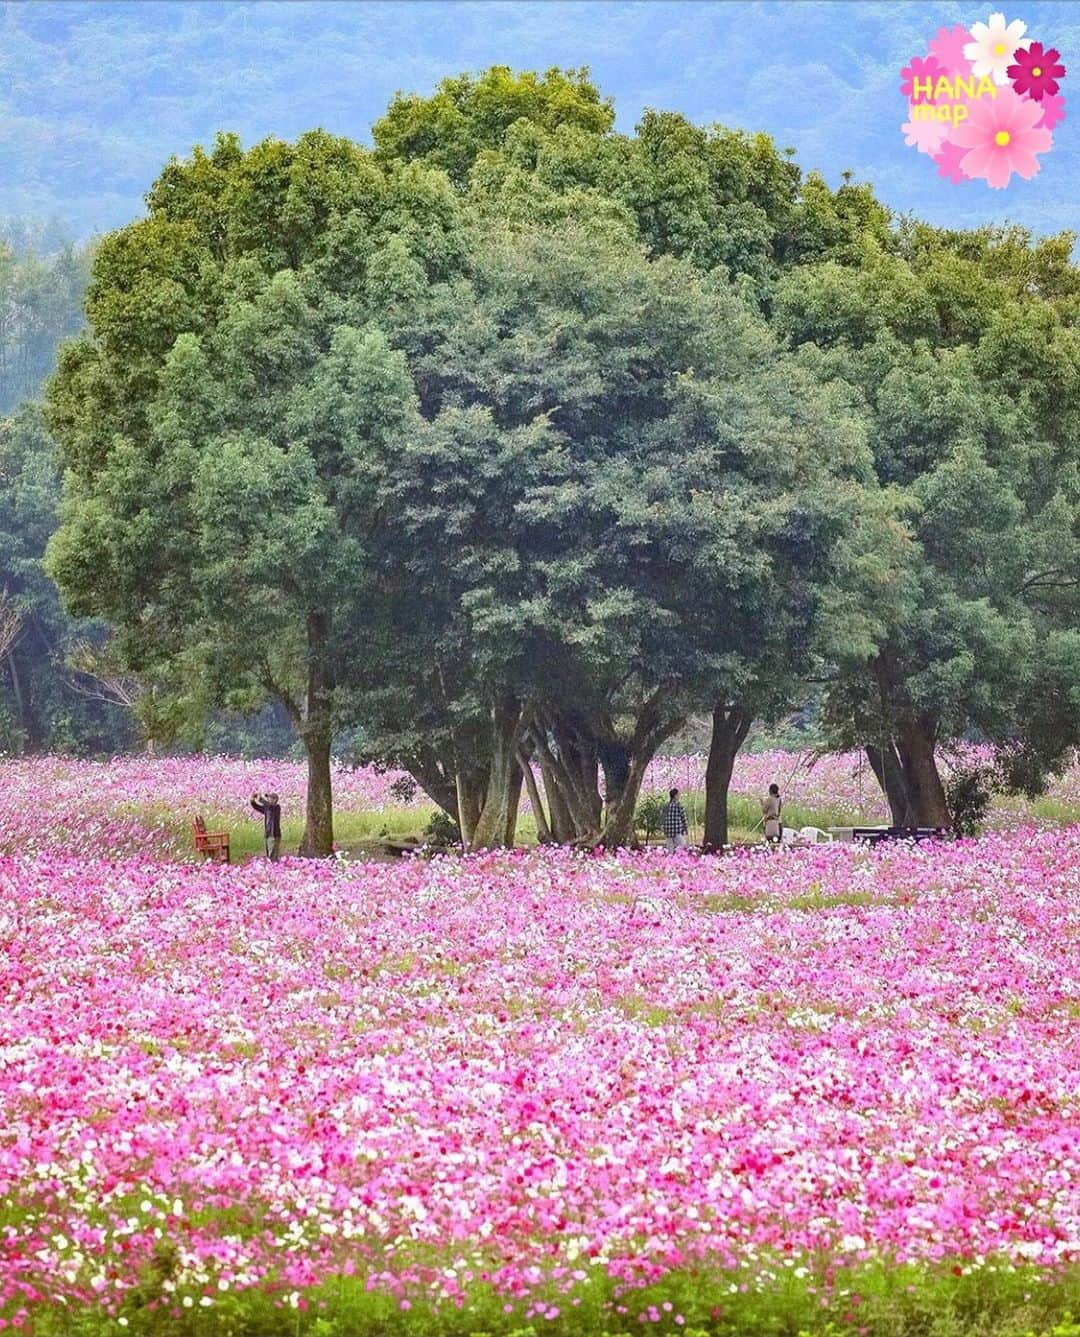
[
  {"left": 46, "top": 130, "right": 464, "bottom": 854},
  {"left": 373, "top": 65, "right": 809, "bottom": 302},
  {"left": 369, "top": 67, "right": 908, "bottom": 845},
  {"left": 45, "top": 69, "right": 1078, "bottom": 848},
  {"left": 365, "top": 218, "right": 882, "bottom": 848},
  {"left": 775, "top": 226, "right": 1080, "bottom": 823}
]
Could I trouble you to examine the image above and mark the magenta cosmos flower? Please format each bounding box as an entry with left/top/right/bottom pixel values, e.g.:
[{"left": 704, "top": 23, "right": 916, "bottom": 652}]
[
  {"left": 1036, "top": 92, "right": 1066, "bottom": 131},
  {"left": 950, "top": 84, "right": 1052, "bottom": 186},
  {"left": 900, "top": 53, "right": 946, "bottom": 101},
  {"left": 1007, "top": 40, "right": 1066, "bottom": 100}
]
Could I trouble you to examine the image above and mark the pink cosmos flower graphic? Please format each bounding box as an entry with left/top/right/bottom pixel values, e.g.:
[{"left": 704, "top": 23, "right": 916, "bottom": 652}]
[
  {"left": 932, "top": 140, "right": 970, "bottom": 184},
  {"left": 950, "top": 85, "right": 1053, "bottom": 187},
  {"left": 1036, "top": 92, "right": 1066, "bottom": 131},
  {"left": 1007, "top": 41, "right": 1066, "bottom": 101},
  {"left": 901, "top": 53, "right": 947, "bottom": 102},
  {"left": 901, "top": 107, "right": 949, "bottom": 155},
  {"left": 929, "top": 24, "right": 974, "bottom": 75}
]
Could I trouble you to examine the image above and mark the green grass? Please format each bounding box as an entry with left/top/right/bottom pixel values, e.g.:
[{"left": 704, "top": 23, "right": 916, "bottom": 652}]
[
  {"left": 1027, "top": 796, "right": 1080, "bottom": 826},
  {"left": 217, "top": 809, "right": 550, "bottom": 861},
  {"left": 635, "top": 792, "right": 868, "bottom": 848},
  {"left": 171, "top": 805, "right": 431, "bottom": 863},
  {"left": 20, "top": 1256, "right": 1080, "bottom": 1336},
  {"left": 159, "top": 786, "right": 1080, "bottom": 865},
  {"left": 235, "top": 806, "right": 428, "bottom": 860}
]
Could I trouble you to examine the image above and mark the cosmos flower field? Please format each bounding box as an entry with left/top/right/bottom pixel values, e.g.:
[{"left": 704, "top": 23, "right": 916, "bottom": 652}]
[{"left": 1, "top": 757, "right": 1079, "bottom": 1334}]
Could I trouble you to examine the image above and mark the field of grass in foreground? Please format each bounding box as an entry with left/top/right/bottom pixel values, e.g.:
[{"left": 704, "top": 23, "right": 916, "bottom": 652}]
[{"left": 18, "top": 1260, "right": 1080, "bottom": 1337}]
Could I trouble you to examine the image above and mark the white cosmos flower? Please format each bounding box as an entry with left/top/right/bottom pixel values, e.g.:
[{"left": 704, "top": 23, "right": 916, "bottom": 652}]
[{"left": 963, "top": 12, "right": 1030, "bottom": 84}]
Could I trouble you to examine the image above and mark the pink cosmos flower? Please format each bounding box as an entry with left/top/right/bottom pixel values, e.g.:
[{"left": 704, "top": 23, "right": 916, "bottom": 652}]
[
  {"left": 1036, "top": 92, "right": 1066, "bottom": 131},
  {"left": 1007, "top": 41, "right": 1066, "bottom": 101},
  {"left": 901, "top": 107, "right": 949, "bottom": 155},
  {"left": 932, "top": 140, "right": 970, "bottom": 184},
  {"left": 950, "top": 84, "right": 1052, "bottom": 186},
  {"left": 929, "top": 25, "right": 974, "bottom": 75},
  {"left": 901, "top": 54, "right": 947, "bottom": 102}
]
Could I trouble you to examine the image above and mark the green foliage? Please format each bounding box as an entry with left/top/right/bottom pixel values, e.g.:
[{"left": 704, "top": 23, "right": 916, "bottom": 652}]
[
  {"left": 16, "top": 1258, "right": 1080, "bottom": 1336},
  {"left": 0, "top": 228, "right": 141, "bottom": 754},
  {"left": 615, "top": 110, "right": 800, "bottom": 297},
  {"left": 0, "top": 403, "right": 135, "bottom": 753},
  {"left": 368, "top": 204, "right": 883, "bottom": 844},
  {"left": 423, "top": 807, "right": 462, "bottom": 847},
  {"left": 45, "top": 128, "right": 472, "bottom": 849},
  {"left": 374, "top": 68, "right": 814, "bottom": 301},
  {"left": 0, "top": 234, "right": 90, "bottom": 414},
  {"left": 780, "top": 224, "right": 1080, "bottom": 819},
  {"left": 28, "top": 67, "right": 1080, "bottom": 848},
  {"left": 634, "top": 792, "right": 667, "bottom": 840},
  {"left": 373, "top": 66, "right": 614, "bottom": 187},
  {"left": 945, "top": 763, "right": 995, "bottom": 838}
]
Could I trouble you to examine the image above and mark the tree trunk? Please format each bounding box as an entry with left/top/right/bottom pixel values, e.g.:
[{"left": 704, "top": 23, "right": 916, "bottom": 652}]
[
  {"left": 6, "top": 651, "right": 27, "bottom": 745},
  {"left": 703, "top": 704, "right": 753, "bottom": 851},
  {"left": 518, "top": 750, "right": 554, "bottom": 844},
  {"left": 504, "top": 760, "right": 524, "bottom": 847},
  {"left": 865, "top": 742, "right": 913, "bottom": 826},
  {"left": 895, "top": 718, "right": 951, "bottom": 827},
  {"left": 300, "top": 729, "right": 334, "bottom": 857},
  {"left": 455, "top": 771, "right": 485, "bottom": 847},
  {"left": 599, "top": 740, "right": 632, "bottom": 827},
  {"left": 536, "top": 748, "right": 576, "bottom": 843},
  {"left": 299, "top": 611, "right": 335, "bottom": 857},
  {"left": 469, "top": 696, "right": 526, "bottom": 850},
  {"left": 554, "top": 720, "right": 603, "bottom": 832},
  {"left": 597, "top": 695, "right": 683, "bottom": 848},
  {"left": 530, "top": 721, "right": 602, "bottom": 843},
  {"left": 406, "top": 748, "right": 461, "bottom": 825},
  {"left": 599, "top": 751, "right": 653, "bottom": 848}
]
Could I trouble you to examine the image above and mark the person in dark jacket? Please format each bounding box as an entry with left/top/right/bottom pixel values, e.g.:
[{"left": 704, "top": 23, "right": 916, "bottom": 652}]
[
  {"left": 251, "top": 791, "right": 282, "bottom": 860},
  {"left": 663, "top": 787, "right": 689, "bottom": 851}
]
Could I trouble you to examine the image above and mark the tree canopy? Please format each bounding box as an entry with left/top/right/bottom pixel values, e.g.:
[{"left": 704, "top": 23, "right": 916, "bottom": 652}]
[
  {"left": 774, "top": 226, "right": 1080, "bottom": 822},
  {"left": 358, "top": 217, "right": 883, "bottom": 846},
  {"left": 35, "top": 66, "right": 1080, "bottom": 847},
  {"left": 47, "top": 130, "right": 464, "bottom": 853}
]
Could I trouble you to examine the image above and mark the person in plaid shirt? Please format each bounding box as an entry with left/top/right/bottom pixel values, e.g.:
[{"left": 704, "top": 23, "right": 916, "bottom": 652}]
[{"left": 663, "top": 787, "right": 689, "bottom": 851}]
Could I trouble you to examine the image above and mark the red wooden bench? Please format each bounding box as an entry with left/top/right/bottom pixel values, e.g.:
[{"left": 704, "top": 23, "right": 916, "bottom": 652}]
[{"left": 192, "top": 816, "right": 230, "bottom": 863}]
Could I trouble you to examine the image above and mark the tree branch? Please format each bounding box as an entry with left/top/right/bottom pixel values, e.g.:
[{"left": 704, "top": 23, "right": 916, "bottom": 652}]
[
  {"left": 260, "top": 658, "right": 301, "bottom": 726},
  {"left": 0, "top": 591, "right": 23, "bottom": 662},
  {"left": 1019, "top": 569, "right": 1079, "bottom": 594}
]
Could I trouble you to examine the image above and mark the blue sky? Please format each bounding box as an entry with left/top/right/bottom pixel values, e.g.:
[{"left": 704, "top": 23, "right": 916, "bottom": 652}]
[{"left": 1, "top": 0, "right": 1077, "bottom": 242}]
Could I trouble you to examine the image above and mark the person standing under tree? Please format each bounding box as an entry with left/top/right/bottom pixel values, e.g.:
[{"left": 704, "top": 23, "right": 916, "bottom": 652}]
[
  {"left": 663, "top": 787, "right": 689, "bottom": 851},
  {"left": 251, "top": 791, "right": 282, "bottom": 860},
  {"left": 762, "top": 782, "right": 782, "bottom": 844}
]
